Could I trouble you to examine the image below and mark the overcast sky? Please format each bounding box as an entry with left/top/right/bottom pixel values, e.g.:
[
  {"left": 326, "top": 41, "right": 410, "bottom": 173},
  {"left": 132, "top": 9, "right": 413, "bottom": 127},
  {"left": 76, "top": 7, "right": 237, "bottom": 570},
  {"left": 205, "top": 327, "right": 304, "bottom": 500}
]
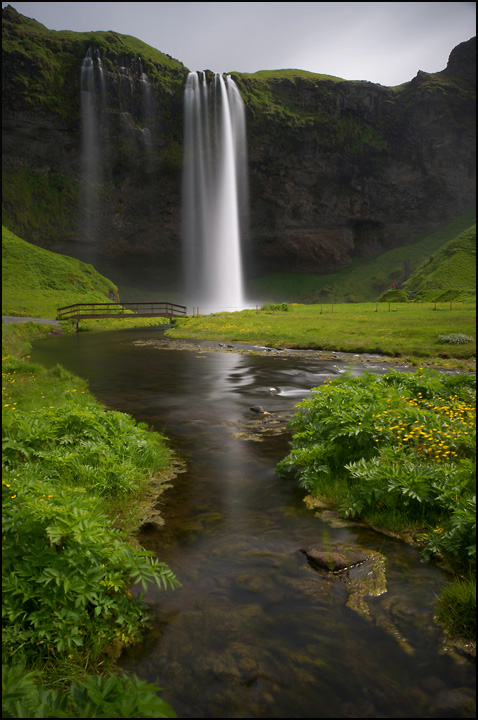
[{"left": 2, "top": 2, "right": 476, "bottom": 85}]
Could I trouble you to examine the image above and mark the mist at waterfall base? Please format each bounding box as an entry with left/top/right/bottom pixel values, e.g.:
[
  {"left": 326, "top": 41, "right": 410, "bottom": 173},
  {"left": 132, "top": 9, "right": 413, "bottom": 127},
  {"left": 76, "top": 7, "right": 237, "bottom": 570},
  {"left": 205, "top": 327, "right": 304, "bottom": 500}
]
[{"left": 182, "top": 72, "right": 255, "bottom": 314}]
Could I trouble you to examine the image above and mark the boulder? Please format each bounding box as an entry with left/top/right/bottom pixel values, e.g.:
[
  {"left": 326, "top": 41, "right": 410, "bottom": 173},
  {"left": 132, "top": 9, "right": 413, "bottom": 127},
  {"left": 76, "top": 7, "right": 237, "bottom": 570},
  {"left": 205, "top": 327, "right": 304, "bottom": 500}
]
[{"left": 300, "top": 544, "right": 369, "bottom": 572}]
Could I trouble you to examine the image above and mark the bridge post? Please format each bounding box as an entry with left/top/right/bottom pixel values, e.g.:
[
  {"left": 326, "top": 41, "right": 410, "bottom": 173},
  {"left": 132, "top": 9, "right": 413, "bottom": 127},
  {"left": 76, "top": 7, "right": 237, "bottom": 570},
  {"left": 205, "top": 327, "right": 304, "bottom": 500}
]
[{"left": 73, "top": 320, "right": 79, "bottom": 333}]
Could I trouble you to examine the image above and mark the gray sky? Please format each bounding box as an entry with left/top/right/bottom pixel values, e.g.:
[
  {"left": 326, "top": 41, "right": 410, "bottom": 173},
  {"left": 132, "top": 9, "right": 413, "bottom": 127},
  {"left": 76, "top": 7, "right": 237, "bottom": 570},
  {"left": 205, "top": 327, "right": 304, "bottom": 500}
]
[{"left": 2, "top": 2, "right": 476, "bottom": 85}]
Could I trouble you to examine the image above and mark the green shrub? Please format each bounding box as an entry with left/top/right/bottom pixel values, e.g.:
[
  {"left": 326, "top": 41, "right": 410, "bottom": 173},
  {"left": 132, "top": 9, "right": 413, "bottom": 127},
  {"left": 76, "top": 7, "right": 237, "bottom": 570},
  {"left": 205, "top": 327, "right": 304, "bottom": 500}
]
[
  {"left": 434, "top": 576, "right": 476, "bottom": 641},
  {"left": 2, "top": 344, "right": 178, "bottom": 677},
  {"left": 277, "top": 370, "right": 476, "bottom": 570},
  {"left": 2, "top": 479, "right": 179, "bottom": 665},
  {"left": 2, "top": 404, "right": 170, "bottom": 497},
  {"left": 2, "top": 663, "right": 176, "bottom": 718},
  {"left": 261, "top": 302, "right": 290, "bottom": 312}
]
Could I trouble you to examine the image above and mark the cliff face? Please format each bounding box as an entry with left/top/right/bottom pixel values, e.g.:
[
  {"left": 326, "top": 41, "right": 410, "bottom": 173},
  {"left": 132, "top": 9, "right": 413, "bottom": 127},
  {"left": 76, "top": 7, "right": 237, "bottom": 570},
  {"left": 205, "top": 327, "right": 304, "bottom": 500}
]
[
  {"left": 2, "top": 6, "right": 187, "bottom": 290},
  {"left": 238, "top": 46, "right": 476, "bottom": 276},
  {"left": 2, "top": 6, "right": 476, "bottom": 292}
]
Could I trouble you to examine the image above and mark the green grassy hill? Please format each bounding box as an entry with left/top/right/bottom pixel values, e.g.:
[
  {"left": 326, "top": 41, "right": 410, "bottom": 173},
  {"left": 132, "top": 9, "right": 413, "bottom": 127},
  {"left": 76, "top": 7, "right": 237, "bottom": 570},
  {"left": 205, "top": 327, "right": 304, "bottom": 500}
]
[
  {"left": 2, "top": 226, "right": 119, "bottom": 317},
  {"left": 246, "top": 211, "right": 476, "bottom": 304},
  {"left": 398, "top": 224, "right": 476, "bottom": 302}
]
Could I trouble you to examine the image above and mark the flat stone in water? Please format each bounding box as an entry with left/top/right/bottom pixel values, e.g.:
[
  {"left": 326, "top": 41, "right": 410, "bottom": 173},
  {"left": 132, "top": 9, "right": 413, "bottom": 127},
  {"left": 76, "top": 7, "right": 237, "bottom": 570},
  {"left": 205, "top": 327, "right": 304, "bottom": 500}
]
[{"left": 301, "top": 545, "right": 369, "bottom": 572}]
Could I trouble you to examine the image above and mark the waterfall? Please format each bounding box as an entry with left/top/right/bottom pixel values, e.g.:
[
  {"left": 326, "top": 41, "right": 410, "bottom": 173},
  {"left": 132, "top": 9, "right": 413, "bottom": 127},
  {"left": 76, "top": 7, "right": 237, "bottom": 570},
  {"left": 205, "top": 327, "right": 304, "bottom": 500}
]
[
  {"left": 139, "top": 57, "right": 154, "bottom": 120},
  {"left": 139, "top": 57, "right": 154, "bottom": 168},
  {"left": 79, "top": 45, "right": 105, "bottom": 244},
  {"left": 182, "top": 72, "right": 248, "bottom": 313}
]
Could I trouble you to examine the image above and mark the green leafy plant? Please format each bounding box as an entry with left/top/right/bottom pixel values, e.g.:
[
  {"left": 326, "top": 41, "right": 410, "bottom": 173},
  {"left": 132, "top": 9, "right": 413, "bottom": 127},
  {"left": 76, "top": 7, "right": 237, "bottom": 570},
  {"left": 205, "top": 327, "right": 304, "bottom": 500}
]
[
  {"left": 2, "top": 663, "right": 177, "bottom": 718},
  {"left": 2, "top": 332, "right": 178, "bottom": 692},
  {"left": 278, "top": 370, "right": 476, "bottom": 569},
  {"left": 260, "top": 302, "right": 290, "bottom": 312},
  {"left": 3, "top": 480, "right": 179, "bottom": 665}
]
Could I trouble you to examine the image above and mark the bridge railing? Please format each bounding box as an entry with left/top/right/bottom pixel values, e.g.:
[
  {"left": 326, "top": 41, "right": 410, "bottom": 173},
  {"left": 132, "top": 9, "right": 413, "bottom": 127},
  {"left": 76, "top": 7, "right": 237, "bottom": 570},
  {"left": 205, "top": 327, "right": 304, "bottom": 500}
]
[{"left": 57, "top": 301, "right": 187, "bottom": 321}]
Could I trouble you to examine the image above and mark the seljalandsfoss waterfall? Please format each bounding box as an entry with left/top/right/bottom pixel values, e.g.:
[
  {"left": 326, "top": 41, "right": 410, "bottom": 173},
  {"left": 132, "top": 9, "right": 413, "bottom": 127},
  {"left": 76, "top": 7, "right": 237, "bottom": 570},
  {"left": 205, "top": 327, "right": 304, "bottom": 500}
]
[{"left": 182, "top": 72, "right": 249, "bottom": 313}]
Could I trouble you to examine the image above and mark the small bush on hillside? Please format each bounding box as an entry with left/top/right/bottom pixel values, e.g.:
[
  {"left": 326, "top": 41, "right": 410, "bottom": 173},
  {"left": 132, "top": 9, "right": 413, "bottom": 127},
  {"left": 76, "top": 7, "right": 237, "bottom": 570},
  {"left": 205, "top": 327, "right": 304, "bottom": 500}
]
[
  {"left": 261, "top": 303, "right": 289, "bottom": 312},
  {"left": 379, "top": 289, "right": 409, "bottom": 302}
]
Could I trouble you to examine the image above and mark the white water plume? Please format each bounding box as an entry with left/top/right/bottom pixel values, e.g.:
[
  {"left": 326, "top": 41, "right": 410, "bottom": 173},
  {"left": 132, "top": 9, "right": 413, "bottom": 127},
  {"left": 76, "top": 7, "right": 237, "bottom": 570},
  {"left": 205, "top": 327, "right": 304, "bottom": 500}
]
[{"left": 182, "top": 72, "right": 249, "bottom": 314}]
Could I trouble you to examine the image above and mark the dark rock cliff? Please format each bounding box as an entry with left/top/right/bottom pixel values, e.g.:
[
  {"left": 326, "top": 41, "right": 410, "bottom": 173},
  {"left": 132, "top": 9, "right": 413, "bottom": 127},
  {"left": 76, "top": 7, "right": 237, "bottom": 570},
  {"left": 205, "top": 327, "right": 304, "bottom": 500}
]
[
  {"left": 2, "top": 6, "right": 476, "bottom": 292},
  {"left": 237, "top": 39, "right": 476, "bottom": 276}
]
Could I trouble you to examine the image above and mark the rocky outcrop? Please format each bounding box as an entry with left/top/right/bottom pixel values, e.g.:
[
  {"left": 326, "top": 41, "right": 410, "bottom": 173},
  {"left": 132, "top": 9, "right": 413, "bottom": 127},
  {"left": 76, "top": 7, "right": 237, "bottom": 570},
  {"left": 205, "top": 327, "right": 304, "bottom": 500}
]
[{"left": 2, "top": 6, "right": 476, "bottom": 292}]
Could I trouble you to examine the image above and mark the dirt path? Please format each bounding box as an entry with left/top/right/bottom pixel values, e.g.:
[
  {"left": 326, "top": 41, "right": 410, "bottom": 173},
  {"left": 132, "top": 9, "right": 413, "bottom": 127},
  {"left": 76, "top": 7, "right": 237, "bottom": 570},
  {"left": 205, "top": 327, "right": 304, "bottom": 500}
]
[{"left": 2, "top": 316, "right": 60, "bottom": 327}]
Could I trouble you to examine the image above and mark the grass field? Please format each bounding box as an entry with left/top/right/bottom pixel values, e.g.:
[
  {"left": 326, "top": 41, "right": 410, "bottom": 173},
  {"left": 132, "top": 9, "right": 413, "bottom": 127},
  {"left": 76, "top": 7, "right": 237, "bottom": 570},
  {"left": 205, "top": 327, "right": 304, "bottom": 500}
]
[{"left": 167, "top": 302, "right": 476, "bottom": 367}]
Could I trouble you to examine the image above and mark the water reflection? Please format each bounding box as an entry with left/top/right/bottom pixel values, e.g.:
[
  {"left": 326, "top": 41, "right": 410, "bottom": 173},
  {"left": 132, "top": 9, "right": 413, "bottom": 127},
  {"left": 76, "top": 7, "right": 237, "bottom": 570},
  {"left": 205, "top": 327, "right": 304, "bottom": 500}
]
[{"left": 30, "top": 328, "right": 476, "bottom": 719}]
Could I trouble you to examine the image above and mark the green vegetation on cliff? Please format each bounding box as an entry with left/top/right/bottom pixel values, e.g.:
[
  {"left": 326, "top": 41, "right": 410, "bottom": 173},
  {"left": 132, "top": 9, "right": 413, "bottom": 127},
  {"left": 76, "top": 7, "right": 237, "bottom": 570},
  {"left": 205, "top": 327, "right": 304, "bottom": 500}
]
[
  {"left": 2, "top": 169, "right": 80, "bottom": 250},
  {"left": 236, "top": 68, "right": 346, "bottom": 82},
  {"left": 247, "top": 212, "right": 476, "bottom": 304},
  {"left": 2, "top": 5, "right": 186, "bottom": 121}
]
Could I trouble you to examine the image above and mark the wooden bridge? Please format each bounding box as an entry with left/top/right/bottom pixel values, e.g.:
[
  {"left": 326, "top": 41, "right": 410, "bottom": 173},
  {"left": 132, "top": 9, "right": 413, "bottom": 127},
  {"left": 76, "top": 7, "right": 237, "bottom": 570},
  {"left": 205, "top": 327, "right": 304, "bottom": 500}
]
[{"left": 57, "top": 301, "right": 187, "bottom": 324}]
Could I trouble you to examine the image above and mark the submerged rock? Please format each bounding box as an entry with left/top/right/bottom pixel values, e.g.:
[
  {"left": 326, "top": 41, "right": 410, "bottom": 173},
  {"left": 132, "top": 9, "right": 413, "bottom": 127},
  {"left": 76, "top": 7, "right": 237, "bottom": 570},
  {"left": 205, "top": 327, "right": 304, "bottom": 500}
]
[
  {"left": 299, "top": 543, "right": 388, "bottom": 622},
  {"left": 249, "top": 405, "right": 269, "bottom": 414},
  {"left": 301, "top": 545, "right": 369, "bottom": 572}
]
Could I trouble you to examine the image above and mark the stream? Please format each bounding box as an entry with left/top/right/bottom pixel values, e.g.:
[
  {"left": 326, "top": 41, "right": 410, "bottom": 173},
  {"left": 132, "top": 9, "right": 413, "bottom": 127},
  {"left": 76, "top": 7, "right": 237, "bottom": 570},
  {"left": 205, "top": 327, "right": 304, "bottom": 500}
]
[{"left": 31, "top": 326, "right": 476, "bottom": 719}]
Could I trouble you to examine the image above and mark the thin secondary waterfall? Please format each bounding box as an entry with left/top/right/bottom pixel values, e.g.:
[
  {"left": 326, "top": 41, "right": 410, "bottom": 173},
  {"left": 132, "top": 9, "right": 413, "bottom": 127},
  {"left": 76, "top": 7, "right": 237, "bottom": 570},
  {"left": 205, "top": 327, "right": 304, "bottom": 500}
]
[
  {"left": 139, "top": 58, "right": 154, "bottom": 167},
  {"left": 182, "top": 72, "right": 248, "bottom": 313},
  {"left": 79, "top": 45, "right": 105, "bottom": 243}
]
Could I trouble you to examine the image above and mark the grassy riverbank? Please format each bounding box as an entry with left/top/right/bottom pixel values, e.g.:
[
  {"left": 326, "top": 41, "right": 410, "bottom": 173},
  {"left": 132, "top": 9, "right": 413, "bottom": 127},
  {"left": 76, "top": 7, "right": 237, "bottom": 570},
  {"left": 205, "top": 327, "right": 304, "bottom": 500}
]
[
  {"left": 167, "top": 302, "right": 476, "bottom": 370},
  {"left": 276, "top": 369, "right": 476, "bottom": 644},
  {"left": 2, "top": 321, "right": 179, "bottom": 717}
]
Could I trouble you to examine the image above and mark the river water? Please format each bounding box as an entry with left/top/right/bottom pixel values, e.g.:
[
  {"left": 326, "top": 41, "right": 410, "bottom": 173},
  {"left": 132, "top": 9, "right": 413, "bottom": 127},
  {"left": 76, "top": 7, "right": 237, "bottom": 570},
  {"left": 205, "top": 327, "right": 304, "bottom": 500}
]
[{"left": 31, "top": 327, "right": 476, "bottom": 719}]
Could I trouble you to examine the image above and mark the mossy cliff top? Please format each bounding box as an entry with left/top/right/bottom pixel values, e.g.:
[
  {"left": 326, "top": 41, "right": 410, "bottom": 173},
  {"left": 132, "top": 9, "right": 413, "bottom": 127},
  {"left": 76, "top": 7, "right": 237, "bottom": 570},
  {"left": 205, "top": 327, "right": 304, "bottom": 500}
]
[
  {"left": 230, "top": 36, "right": 475, "bottom": 137},
  {"left": 2, "top": 4, "right": 188, "bottom": 123}
]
